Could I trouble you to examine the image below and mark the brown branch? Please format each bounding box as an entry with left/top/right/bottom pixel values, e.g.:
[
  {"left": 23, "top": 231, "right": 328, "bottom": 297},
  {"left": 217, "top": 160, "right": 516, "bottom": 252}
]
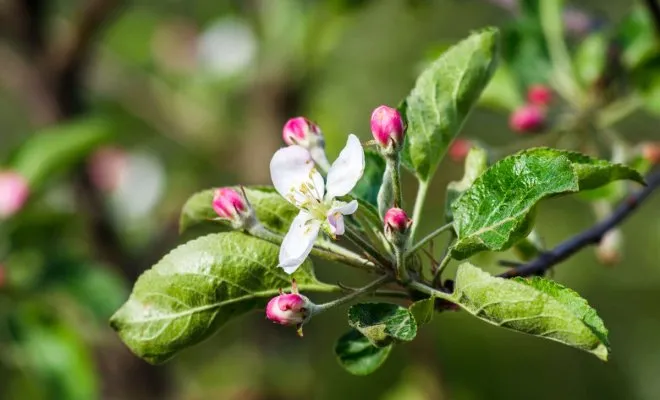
[{"left": 499, "top": 169, "right": 660, "bottom": 279}]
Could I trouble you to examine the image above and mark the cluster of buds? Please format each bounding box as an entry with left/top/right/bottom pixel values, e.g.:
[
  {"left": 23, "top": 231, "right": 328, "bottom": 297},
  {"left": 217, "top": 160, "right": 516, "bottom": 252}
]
[
  {"left": 509, "top": 84, "right": 552, "bottom": 134},
  {"left": 265, "top": 280, "right": 315, "bottom": 336},
  {"left": 370, "top": 105, "right": 405, "bottom": 156},
  {"left": 282, "top": 117, "right": 331, "bottom": 171},
  {"left": 0, "top": 171, "right": 29, "bottom": 219},
  {"left": 212, "top": 187, "right": 256, "bottom": 230}
]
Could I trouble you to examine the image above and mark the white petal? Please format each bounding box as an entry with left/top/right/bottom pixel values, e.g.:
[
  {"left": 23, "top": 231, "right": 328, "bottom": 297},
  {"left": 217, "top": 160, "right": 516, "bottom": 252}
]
[
  {"left": 330, "top": 199, "right": 359, "bottom": 216},
  {"left": 327, "top": 212, "right": 345, "bottom": 236},
  {"left": 270, "top": 146, "right": 325, "bottom": 206},
  {"left": 325, "top": 134, "right": 365, "bottom": 199},
  {"left": 279, "top": 211, "right": 321, "bottom": 274}
]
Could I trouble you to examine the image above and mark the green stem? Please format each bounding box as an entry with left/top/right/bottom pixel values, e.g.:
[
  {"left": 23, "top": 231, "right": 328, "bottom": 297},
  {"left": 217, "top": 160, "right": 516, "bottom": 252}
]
[
  {"left": 394, "top": 246, "right": 409, "bottom": 283},
  {"left": 407, "top": 222, "right": 454, "bottom": 256},
  {"left": 248, "top": 224, "right": 380, "bottom": 273},
  {"left": 431, "top": 252, "right": 452, "bottom": 287},
  {"left": 312, "top": 275, "right": 393, "bottom": 315},
  {"left": 389, "top": 157, "right": 403, "bottom": 207},
  {"left": 409, "top": 180, "right": 429, "bottom": 242},
  {"left": 407, "top": 280, "right": 453, "bottom": 302},
  {"left": 344, "top": 226, "right": 392, "bottom": 268}
]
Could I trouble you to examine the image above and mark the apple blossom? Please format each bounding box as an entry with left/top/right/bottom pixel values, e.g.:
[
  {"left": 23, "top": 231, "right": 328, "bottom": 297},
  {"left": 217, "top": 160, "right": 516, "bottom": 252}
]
[{"left": 0, "top": 171, "right": 29, "bottom": 218}]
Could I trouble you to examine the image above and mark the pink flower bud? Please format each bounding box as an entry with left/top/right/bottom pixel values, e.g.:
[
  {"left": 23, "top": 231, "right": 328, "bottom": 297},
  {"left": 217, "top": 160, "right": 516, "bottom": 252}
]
[
  {"left": 0, "top": 171, "right": 29, "bottom": 218},
  {"left": 282, "top": 117, "right": 322, "bottom": 147},
  {"left": 212, "top": 187, "right": 247, "bottom": 220},
  {"left": 266, "top": 292, "right": 311, "bottom": 326},
  {"left": 384, "top": 207, "right": 412, "bottom": 233},
  {"left": 641, "top": 142, "right": 660, "bottom": 165},
  {"left": 88, "top": 146, "right": 128, "bottom": 193},
  {"left": 371, "top": 105, "right": 404, "bottom": 149},
  {"left": 449, "top": 139, "right": 472, "bottom": 163},
  {"left": 509, "top": 105, "right": 546, "bottom": 133},
  {"left": 527, "top": 84, "right": 553, "bottom": 106}
]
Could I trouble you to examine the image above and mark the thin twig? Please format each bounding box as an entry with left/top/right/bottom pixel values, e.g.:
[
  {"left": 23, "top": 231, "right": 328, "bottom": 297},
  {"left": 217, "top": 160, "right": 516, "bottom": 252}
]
[{"left": 499, "top": 170, "right": 660, "bottom": 278}]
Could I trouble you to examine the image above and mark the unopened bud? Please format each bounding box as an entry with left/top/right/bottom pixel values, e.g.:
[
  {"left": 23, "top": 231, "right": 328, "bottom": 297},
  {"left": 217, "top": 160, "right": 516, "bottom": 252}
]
[
  {"left": 282, "top": 117, "right": 330, "bottom": 171},
  {"left": 0, "top": 171, "right": 29, "bottom": 218},
  {"left": 641, "top": 142, "right": 660, "bottom": 165},
  {"left": 384, "top": 207, "right": 412, "bottom": 247},
  {"left": 212, "top": 187, "right": 254, "bottom": 228},
  {"left": 596, "top": 229, "right": 622, "bottom": 266},
  {"left": 266, "top": 280, "right": 314, "bottom": 336},
  {"left": 527, "top": 84, "right": 553, "bottom": 106},
  {"left": 371, "top": 105, "right": 405, "bottom": 152},
  {"left": 509, "top": 105, "right": 546, "bottom": 133},
  {"left": 449, "top": 139, "right": 472, "bottom": 163}
]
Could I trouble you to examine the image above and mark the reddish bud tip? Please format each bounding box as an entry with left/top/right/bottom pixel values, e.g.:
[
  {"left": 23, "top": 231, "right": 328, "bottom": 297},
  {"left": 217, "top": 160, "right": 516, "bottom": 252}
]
[
  {"left": 266, "top": 292, "right": 311, "bottom": 326},
  {"left": 282, "top": 117, "right": 322, "bottom": 146},
  {"left": 212, "top": 187, "right": 247, "bottom": 220},
  {"left": 449, "top": 139, "right": 472, "bottom": 163},
  {"left": 526, "top": 84, "right": 553, "bottom": 106},
  {"left": 641, "top": 142, "right": 660, "bottom": 165},
  {"left": 509, "top": 105, "right": 546, "bottom": 133},
  {"left": 370, "top": 105, "right": 404, "bottom": 148},
  {"left": 384, "top": 207, "right": 412, "bottom": 233},
  {"left": 0, "top": 171, "right": 29, "bottom": 218}
]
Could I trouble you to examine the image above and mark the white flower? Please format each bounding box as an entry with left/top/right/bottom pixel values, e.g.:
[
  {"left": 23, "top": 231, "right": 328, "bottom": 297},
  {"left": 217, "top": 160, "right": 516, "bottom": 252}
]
[{"left": 270, "top": 134, "right": 365, "bottom": 274}]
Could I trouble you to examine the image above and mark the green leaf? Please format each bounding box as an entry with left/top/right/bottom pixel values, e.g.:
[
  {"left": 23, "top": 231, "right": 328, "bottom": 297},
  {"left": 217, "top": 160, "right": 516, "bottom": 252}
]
[
  {"left": 451, "top": 263, "right": 609, "bottom": 361},
  {"left": 180, "top": 186, "right": 299, "bottom": 234},
  {"left": 110, "top": 232, "right": 335, "bottom": 364},
  {"left": 10, "top": 116, "right": 112, "bottom": 188},
  {"left": 616, "top": 5, "right": 659, "bottom": 69},
  {"left": 352, "top": 150, "right": 386, "bottom": 207},
  {"left": 410, "top": 297, "right": 435, "bottom": 326},
  {"left": 400, "top": 28, "right": 499, "bottom": 182},
  {"left": 451, "top": 148, "right": 643, "bottom": 259},
  {"left": 348, "top": 302, "right": 417, "bottom": 347},
  {"left": 478, "top": 63, "right": 524, "bottom": 111},
  {"left": 334, "top": 329, "right": 392, "bottom": 376},
  {"left": 574, "top": 33, "right": 607, "bottom": 87},
  {"left": 444, "top": 146, "right": 488, "bottom": 223},
  {"left": 514, "top": 277, "right": 610, "bottom": 347}
]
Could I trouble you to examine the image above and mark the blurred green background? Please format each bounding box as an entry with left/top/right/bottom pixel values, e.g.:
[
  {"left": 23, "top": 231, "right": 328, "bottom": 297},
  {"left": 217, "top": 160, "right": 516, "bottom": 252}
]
[{"left": 1, "top": 0, "right": 659, "bottom": 399}]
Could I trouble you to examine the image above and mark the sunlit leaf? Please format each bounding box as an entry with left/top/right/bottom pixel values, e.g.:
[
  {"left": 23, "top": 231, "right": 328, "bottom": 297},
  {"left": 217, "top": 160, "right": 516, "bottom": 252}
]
[
  {"left": 410, "top": 296, "right": 435, "bottom": 326},
  {"left": 348, "top": 302, "right": 417, "bottom": 347},
  {"left": 110, "top": 232, "right": 335, "bottom": 364},
  {"left": 451, "top": 263, "right": 609, "bottom": 361}
]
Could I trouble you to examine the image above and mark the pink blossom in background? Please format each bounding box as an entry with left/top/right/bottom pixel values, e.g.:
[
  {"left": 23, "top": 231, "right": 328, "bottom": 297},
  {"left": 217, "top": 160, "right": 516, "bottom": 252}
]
[{"left": 0, "top": 171, "right": 29, "bottom": 218}]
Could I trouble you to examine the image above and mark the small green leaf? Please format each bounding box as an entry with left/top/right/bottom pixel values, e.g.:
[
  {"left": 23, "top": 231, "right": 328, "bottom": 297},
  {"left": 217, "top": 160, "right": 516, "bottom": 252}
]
[
  {"left": 410, "top": 297, "right": 435, "bottom": 326},
  {"left": 479, "top": 63, "right": 524, "bottom": 111},
  {"left": 444, "top": 146, "right": 488, "bottom": 223},
  {"left": 400, "top": 28, "right": 499, "bottom": 182},
  {"left": 10, "top": 116, "right": 112, "bottom": 188},
  {"left": 180, "top": 186, "right": 299, "bottom": 234},
  {"left": 574, "top": 33, "right": 607, "bottom": 87},
  {"left": 616, "top": 5, "right": 658, "bottom": 69},
  {"left": 334, "top": 329, "right": 392, "bottom": 376},
  {"left": 348, "top": 302, "right": 417, "bottom": 347},
  {"left": 451, "top": 148, "right": 643, "bottom": 259},
  {"left": 352, "top": 150, "right": 386, "bottom": 207},
  {"left": 451, "top": 263, "right": 609, "bottom": 361},
  {"left": 110, "top": 232, "right": 335, "bottom": 364}
]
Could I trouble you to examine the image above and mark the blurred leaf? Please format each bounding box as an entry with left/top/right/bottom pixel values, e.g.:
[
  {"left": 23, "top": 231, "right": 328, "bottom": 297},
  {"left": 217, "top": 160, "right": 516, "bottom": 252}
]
[
  {"left": 334, "top": 329, "right": 392, "bottom": 376},
  {"left": 352, "top": 150, "right": 386, "bottom": 207},
  {"left": 444, "top": 146, "right": 488, "bottom": 223},
  {"left": 20, "top": 319, "right": 98, "bottom": 400},
  {"left": 574, "top": 33, "right": 607, "bottom": 87},
  {"left": 631, "top": 54, "right": 660, "bottom": 115},
  {"left": 10, "top": 116, "right": 112, "bottom": 188},
  {"left": 348, "top": 302, "right": 417, "bottom": 347},
  {"left": 410, "top": 296, "right": 435, "bottom": 326},
  {"left": 180, "top": 186, "right": 299, "bottom": 234},
  {"left": 400, "top": 28, "right": 499, "bottom": 182},
  {"left": 451, "top": 263, "right": 609, "bottom": 361},
  {"left": 451, "top": 148, "right": 643, "bottom": 259},
  {"left": 478, "top": 63, "right": 524, "bottom": 111},
  {"left": 616, "top": 5, "right": 659, "bottom": 69},
  {"left": 111, "top": 232, "right": 335, "bottom": 364}
]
